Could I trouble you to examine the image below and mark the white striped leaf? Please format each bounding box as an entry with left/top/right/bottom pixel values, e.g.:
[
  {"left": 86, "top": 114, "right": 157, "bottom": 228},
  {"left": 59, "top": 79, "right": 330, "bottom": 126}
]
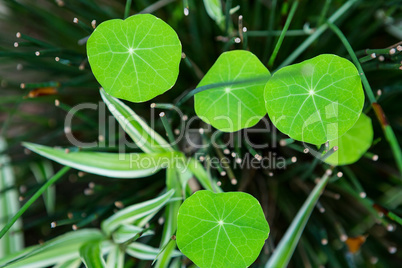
[
  {"left": 100, "top": 89, "right": 172, "bottom": 153},
  {"left": 155, "top": 167, "right": 182, "bottom": 268},
  {"left": 126, "top": 242, "right": 181, "bottom": 260},
  {"left": 106, "top": 245, "right": 124, "bottom": 268},
  {"left": 185, "top": 158, "right": 223, "bottom": 192},
  {"left": 0, "top": 229, "right": 104, "bottom": 268},
  {"left": 54, "top": 259, "right": 82, "bottom": 268},
  {"left": 23, "top": 142, "right": 182, "bottom": 179},
  {"left": 0, "top": 137, "right": 24, "bottom": 258},
  {"left": 112, "top": 224, "right": 154, "bottom": 244},
  {"left": 102, "top": 190, "right": 175, "bottom": 235},
  {"left": 29, "top": 160, "right": 55, "bottom": 214},
  {"left": 79, "top": 240, "right": 106, "bottom": 268}
]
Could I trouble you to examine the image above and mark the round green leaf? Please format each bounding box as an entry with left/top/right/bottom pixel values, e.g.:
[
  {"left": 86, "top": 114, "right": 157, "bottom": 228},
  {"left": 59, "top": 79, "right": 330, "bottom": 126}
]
[
  {"left": 264, "top": 54, "right": 364, "bottom": 145},
  {"left": 194, "top": 50, "right": 271, "bottom": 132},
  {"left": 87, "top": 14, "right": 182, "bottom": 103},
  {"left": 176, "top": 190, "right": 269, "bottom": 268},
  {"left": 325, "top": 113, "right": 373, "bottom": 166}
]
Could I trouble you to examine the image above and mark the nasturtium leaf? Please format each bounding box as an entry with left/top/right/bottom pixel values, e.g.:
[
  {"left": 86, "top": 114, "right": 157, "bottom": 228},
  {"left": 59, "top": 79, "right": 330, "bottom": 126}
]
[
  {"left": 264, "top": 54, "right": 364, "bottom": 145},
  {"left": 194, "top": 50, "right": 271, "bottom": 132},
  {"left": 87, "top": 14, "right": 181, "bottom": 103},
  {"left": 324, "top": 113, "right": 373, "bottom": 166},
  {"left": 176, "top": 190, "right": 269, "bottom": 268}
]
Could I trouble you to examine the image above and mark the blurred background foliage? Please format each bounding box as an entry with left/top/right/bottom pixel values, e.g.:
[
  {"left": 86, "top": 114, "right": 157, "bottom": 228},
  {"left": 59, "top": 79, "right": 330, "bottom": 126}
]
[{"left": 0, "top": 0, "right": 402, "bottom": 267}]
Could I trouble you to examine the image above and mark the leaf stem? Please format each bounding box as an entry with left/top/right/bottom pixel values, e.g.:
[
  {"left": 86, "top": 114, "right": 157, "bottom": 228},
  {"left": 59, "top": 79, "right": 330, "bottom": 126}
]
[
  {"left": 327, "top": 22, "right": 402, "bottom": 176},
  {"left": 268, "top": 0, "right": 299, "bottom": 67},
  {"left": 277, "top": 0, "right": 359, "bottom": 70},
  {"left": 263, "top": 0, "right": 277, "bottom": 63},
  {"left": 265, "top": 169, "right": 332, "bottom": 268},
  {"left": 175, "top": 77, "right": 268, "bottom": 107},
  {"left": 159, "top": 112, "right": 178, "bottom": 150},
  {"left": 124, "top": 0, "right": 132, "bottom": 19},
  {"left": 0, "top": 166, "right": 70, "bottom": 239},
  {"left": 317, "top": 0, "right": 332, "bottom": 27},
  {"left": 319, "top": 146, "right": 338, "bottom": 162},
  {"left": 248, "top": 29, "right": 310, "bottom": 37}
]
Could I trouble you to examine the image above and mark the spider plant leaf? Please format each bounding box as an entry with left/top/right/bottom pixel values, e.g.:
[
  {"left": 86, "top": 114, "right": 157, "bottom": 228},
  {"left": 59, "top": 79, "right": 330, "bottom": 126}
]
[
  {"left": 101, "top": 189, "right": 175, "bottom": 235},
  {"left": 29, "top": 160, "right": 55, "bottom": 214},
  {"left": 23, "top": 142, "right": 181, "bottom": 179},
  {"left": 0, "top": 229, "right": 103, "bottom": 268},
  {"left": 100, "top": 88, "right": 172, "bottom": 153},
  {"left": 265, "top": 172, "right": 331, "bottom": 267},
  {"left": 0, "top": 137, "right": 24, "bottom": 258},
  {"left": 125, "top": 242, "right": 181, "bottom": 261},
  {"left": 112, "top": 225, "right": 153, "bottom": 244},
  {"left": 79, "top": 240, "right": 106, "bottom": 268}
]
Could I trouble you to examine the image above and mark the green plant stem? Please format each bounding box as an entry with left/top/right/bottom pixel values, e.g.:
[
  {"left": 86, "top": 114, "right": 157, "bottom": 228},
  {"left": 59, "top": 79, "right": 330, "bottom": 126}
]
[
  {"left": 159, "top": 113, "right": 178, "bottom": 150},
  {"left": 265, "top": 169, "right": 332, "bottom": 268},
  {"left": 138, "top": 0, "right": 175, "bottom": 14},
  {"left": 175, "top": 77, "right": 268, "bottom": 107},
  {"left": 278, "top": 0, "right": 359, "bottom": 70},
  {"left": 0, "top": 166, "right": 70, "bottom": 239},
  {"left": 356, "top": 48, "right": 394, "bottom": 56},
  {"left": 341, "top": 166, "right": 365, "bottom": 195},
  {"left": 124, "top": 0, "right": 132, "bottom": 19},
  {"left": 317, "top": 0, "right": 332, "bottom": 27},
  {"left": 326, "top": 23, "right": 375, "bottom": 103},
  {"left": 263, "top": 0, "right": 277, "bottom": 63},
  {"left": 248, "top": 30, "right": 309, "bottom": 37},
  {"left": 268, "top": 0, "right": 299, "bottom": 67},
  {"left": 327, "top": 22, "right": 402, "bottom": 176},
  {"left": 16, "top": 32, "right": 53, "bottom": 48},
  {"left": 319, "top": 146, "right": 338, "bottom": 162}
]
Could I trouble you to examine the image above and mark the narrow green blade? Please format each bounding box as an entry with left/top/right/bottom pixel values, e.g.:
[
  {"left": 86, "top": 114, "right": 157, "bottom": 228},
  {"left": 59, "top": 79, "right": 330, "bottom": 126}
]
[
  {"left": 0, "top": 137, "right": 24, "bottom": 258},
  {"left": 112, "top": 224, "right": 153, "bottom": 244},
  {"left": 155, "top": 167, "right": 182, "bottom": 267},
  {"left": 29, "top": 160, "right": 55, "bottom": 214},
  {"left": 101, "top": 190, "right": 175, "bottom": 235},
  {"left": 54, "top": 259, "right": 81, "bottom": 268},
  {"left": 79, "top": 240, "right": 106, "bottom": 268},
  {"left": 0, "top": 229, "right": 104, "bottom": 268},
  {"left": 126, "top": 242, "right": 181, "bottom": 260},
  {"left": 100, "top": 89, "right": 172, "bottom": 153},
  {"left": 23, "top": 142, "right": 181, "bottom": 179},
  {"left": 186, "top": 158, "right": 221, "bottom": 192},
  {"left": 265, "top": 171, "right": 332, "bottom": 268},
  {"left": 106, "top": 245, "right": 124, "bottom": 268}
]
